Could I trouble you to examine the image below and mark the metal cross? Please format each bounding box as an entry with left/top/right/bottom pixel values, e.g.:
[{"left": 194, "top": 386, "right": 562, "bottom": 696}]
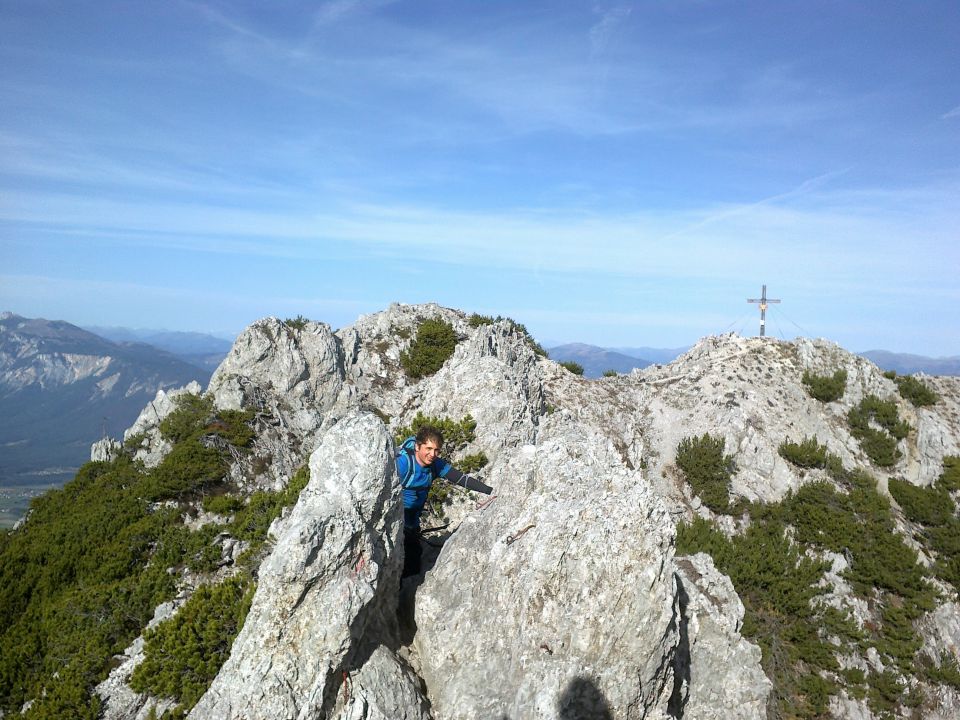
[{"left": 747, "top": 284, "right": 781, "bottom": 337}]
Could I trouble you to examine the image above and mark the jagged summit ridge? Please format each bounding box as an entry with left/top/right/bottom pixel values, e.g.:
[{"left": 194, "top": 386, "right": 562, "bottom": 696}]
[{"left": 87, "top": 303, "right": 960, "bottom": 720}]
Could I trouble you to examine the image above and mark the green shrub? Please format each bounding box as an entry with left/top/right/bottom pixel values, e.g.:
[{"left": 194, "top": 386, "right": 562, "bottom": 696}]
[
  {"left": 802, "top": 369, "right": 847, "bottom": 402},
  {"left": 160, "top": 394, "right": 215, "bottom": 443},
  {"left": 124, "top": 432, "right": 147, "bottom": 451},
  {"left": 208, "top": 409, "right": 255, "bottom": 447},
  {"left": 131, "top": 575, "right": 254, "bottom": 714},
  {"left": 887, "top": 460, "right": 960, "bottom": 594},
  {"left": 889, "top": 477, "right": 953, "bottom": 527},
  {"left": 602, "top": 369, "right": 618, "bottom": 377},
  {"left": 467, "top": 313, "right": 496, "bottom": 327},
  {"left": 940, "top": 455, "right": 960, "bottom": 493},
  {"left": 854, "top": 427, "right": 900, "bottom": 467},
  {"left": 892, "top": 373, "right": 939, "bottom": 407},
  {"left": 866, "top": 669, "right": 903, "bottom": 716},
  {"left": 457, "top": 452, "right": 489, "bottom": 474},
  {"left": 0, "top": 393, "right": 270, "bottom": 718},
  {"left": 849, "top": 395, "right": 910, "bottom": 439},
  {"left": 139, "top": 440, "right": 226, "bottom": 500},
  {"left": 395, "top": 412, "right": 477, "bottom": 453},
  {"left": 675, "top": 434, "right": 735, "bottom": 514},
  {"left": 778, "top": 436, "right": 829, "bottom": 469},
  {"left": 143, "top": 397, "right": 255, "bottom": 501},
  {"left": 229, "top": 465, "right": 310, "bottom": 547},
  {"left": 921, "top": 655, "right": 960, "bottom": 690},
  {"left": 784, "top": 476, "right": 934, "bottom": 615},
  {"left": 283, "top": 315, "right": 309, "bottom": 330},
  {"left": 202, "top": 494, "right": 246, "bottom": 516},
  {"left": 677, "top": 516, "right": 834, "bottom": 718},
  {"left": 559, "top": 361, "right": 584, "bottom": 376},
  {"left": 848, "top": 396, "right": 910, "bottom": 467},
  {"left": 0, "top": 458, "right": 180, "bottom": 716},
  {"left": 400, "top": 318, "right": 459, "bottom": 379}
]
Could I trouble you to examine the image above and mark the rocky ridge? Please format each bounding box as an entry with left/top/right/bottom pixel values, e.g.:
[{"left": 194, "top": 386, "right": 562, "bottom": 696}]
[{"left": 90, "top": 303, "right": 960, "bottom": 719}]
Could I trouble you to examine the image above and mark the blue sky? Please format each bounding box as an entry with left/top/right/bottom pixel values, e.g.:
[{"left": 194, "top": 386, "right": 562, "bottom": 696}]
[{"left": 2, "top": 1, "right": 958, "bottom": 355}]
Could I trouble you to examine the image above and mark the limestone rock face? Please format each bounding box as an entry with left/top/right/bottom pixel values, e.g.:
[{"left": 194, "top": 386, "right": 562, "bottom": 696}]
[
  {"left": 411, "top": 320, "right": 546, "bottom": 452},
  {"left": 910, "top": 376, "right": 960, "bottom": 486},
  {"left": 205, "top": 318, "right": 359, "bottom": 492},
  {"left": 673, "top": 553, "right": 771, "bottom": 720},
  {"left": 188, "top": 413, "right": 402, "bottom": 720},
  {"left": 335, "top": 303, "right": 465, "bottom": 415},
  {"left": 413, "top": 430, "right": 683, "bottom": 719},
  {"left": 123, "top": 381, "right": 203, "bottom": 467},
  {"left": 90, "top": 436, "right": 122, "bottom": 462},
  {"left": 209, "top": 318, "right": 346, "bottom": 436},
  {"left": 328, "top": 646, "right": 431, "bottom": 720}
]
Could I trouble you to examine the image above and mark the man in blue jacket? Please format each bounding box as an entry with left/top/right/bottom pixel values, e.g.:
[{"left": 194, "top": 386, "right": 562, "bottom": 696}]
[{"left": 396, "top": 425, "right": 493, "bottom": 577}]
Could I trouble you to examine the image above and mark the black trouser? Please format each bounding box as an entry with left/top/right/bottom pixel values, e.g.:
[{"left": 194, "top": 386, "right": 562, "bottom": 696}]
[{"left": 402, "top": 525, "right": 422, "bottom": 578}]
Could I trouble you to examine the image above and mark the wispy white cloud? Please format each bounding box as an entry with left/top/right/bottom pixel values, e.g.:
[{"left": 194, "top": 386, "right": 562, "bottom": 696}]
[
  {"left": 4, "top": 173, "right": 957, "bottom": 303},
  {"left": 942, "top": 105, "right": 960, "bottom": 120}
]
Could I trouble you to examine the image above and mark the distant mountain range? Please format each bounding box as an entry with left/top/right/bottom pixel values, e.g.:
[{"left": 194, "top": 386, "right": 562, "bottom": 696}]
[
  {"left": 84, "top": 325, "right": 234, "bottom": 372},
  {"left": 547, "top": 343, "right": 689, "bottom": 378},
  {"left": 858, "top": 350, "right": 960, "bottom": 377},
  {"left": 0, "top": 313, "right": 215, "bottom": 526}
]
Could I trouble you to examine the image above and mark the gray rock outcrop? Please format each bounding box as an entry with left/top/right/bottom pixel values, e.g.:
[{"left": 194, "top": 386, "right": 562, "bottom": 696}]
[
  {"left": 123, "top": 381, "right": 202, "bottom": 467},
  {"left": 673, "top": 553, "right": 771, "bottom": 719},
  {"left": 413, "top": 432, "right": 682, "bottom": 719},
  {"left": 188, "top": 413, "right": 404, "bottom": 720}
]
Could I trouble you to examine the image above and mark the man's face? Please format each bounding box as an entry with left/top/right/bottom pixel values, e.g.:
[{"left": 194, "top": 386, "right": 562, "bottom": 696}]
[{"left": 415, "top": 439, "right": 441, "bottom": 466}]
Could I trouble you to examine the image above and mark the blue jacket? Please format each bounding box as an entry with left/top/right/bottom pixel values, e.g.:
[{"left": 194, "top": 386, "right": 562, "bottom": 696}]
[{"left": 396, "top": 452, "right": 452, "bottom": 530}]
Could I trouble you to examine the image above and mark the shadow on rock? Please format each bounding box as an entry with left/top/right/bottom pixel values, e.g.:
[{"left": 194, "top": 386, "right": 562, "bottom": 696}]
[
  {"left": 557, "top": 676, "right": 613, "bottom": 720},
  {"left": 397, "top": 527, "right": 453, "bottom": 646},
  {"left": 667, "top": 572, "right": 691, "bottom": 718}
]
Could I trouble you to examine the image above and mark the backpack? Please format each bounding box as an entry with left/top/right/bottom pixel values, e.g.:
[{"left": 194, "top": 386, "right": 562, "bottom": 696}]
[{"left": 397, "top": 436, "right": 419, "bottom": 489}]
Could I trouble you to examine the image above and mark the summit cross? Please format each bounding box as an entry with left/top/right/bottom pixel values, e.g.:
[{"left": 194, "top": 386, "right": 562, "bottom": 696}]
[{"left": 747, "top": 284, "right": 781, "bottom": 337}]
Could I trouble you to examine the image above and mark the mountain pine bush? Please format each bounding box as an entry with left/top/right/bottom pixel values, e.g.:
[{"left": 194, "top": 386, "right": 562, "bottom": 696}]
[
  {"left": 801, "top": 368, "right": 847, "bottom": 402},
  {"left": 400, "top": 318, "right": 459, "bottom": 379},
  {"left": 890, "top": 373, "right": 939, "bottom": 407},
  {"left": 130, "top": 575, "right": 254, "bottom": 714},
  {"left": 778, "top": 436, "right": 829, "bottom": 468},
  {"left": 848, "top": 395, "right": 910, "bottom": 467},
  {"left": 559, "top": 361, "right": 584, "bottom": 375},
  {"left": 675, "top": 433, "right": 735, "bottom": 514}
]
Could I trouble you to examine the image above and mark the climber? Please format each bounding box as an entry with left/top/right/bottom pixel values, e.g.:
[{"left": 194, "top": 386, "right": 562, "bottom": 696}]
[{"left": 396, "top": 425, "right": 493, "bottom": 577}]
